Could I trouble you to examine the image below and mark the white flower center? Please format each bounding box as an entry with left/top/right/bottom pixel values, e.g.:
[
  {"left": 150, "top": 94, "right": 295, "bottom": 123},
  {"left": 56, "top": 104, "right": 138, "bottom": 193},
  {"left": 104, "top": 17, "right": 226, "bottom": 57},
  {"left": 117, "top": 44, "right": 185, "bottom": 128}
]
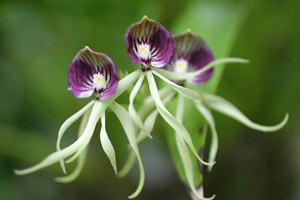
[
  {"left": 93, "top": 73, "right": 107, "bottom": 91},
  {"left": 174, "top": 59, "right": 188, "bottom": 73},
  {"left": 137, "top": 43, "right": 151, "bottom": 60}
]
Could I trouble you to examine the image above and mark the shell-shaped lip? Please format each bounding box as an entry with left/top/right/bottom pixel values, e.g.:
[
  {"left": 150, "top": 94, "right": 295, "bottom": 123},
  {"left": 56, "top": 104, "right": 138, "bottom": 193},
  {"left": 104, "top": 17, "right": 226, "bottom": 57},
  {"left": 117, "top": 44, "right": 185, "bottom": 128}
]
[
  {"left": 67, "top": 46, "right": 118, "bottom": 100},
  {"left": 165, "top": 30, "right": 214, "bottom": 85},
  {"left": 125, "top": 16, "right": 173, "bottom": 68}
]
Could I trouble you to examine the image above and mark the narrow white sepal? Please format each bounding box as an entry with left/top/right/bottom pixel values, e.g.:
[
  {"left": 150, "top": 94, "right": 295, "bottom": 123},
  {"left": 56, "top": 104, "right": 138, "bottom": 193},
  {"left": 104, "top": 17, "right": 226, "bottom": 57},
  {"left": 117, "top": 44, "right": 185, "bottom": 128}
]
[
  {"left": 201, "top": 92, "right": 289, "bottom": 132},
  {"left": 56, "top": 100, "right": 94, "bottom": 174},
  {"left": 194, "top": 100, "right": 218, "bottom": 172},
  {"left": 55, "top": 107, "right": 92, "bottom": 183},
  {"left": 109, "top": 101, "right": 145, "bottom": 199},
  {"left": 152, "top": 70, "right": 201, "bottom": 100},
  {"left": 153, "top": 57, "right": 249, "bottom": 81},
  {"left": 146, "top": 72, "right": 214, "bottom": 166},
  {"left": 128, "top": 73, "right": 150, "bottom": 137},
  {"left": 100, "top": 113, "right": 118, "bottom": 174}
]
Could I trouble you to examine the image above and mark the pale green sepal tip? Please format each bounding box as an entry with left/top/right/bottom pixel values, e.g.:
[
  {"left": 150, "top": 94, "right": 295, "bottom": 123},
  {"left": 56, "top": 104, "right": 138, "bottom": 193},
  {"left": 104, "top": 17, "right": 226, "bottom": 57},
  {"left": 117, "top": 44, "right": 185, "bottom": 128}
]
[{"left": 142, "top": 15, "right": 149, "bottom": 20}]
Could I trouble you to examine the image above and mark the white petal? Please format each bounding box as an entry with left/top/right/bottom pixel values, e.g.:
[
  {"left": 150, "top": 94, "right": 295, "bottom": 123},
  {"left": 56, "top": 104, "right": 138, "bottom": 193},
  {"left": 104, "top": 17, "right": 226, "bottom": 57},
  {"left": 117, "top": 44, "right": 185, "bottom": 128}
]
[
  {"left": 194, "top": 100, "right": 218, "bottom": 172},
  {"left": 100, "top": 113, "right": 117, "bottom": 174},
  {"left": 201, "top": 92, "right": 289, "bottom": 132},
  {"left": 110, "top": 102, "right": 145, "bottom": 199},
  {"left": 153, "top": 58, "right": 249, "bottom": 81},
  {"left": 146, "top": 72, "right": 214, "bottom": 166},
  {"left": 152, "top": 70, "right": 201, "bottom": 100}
]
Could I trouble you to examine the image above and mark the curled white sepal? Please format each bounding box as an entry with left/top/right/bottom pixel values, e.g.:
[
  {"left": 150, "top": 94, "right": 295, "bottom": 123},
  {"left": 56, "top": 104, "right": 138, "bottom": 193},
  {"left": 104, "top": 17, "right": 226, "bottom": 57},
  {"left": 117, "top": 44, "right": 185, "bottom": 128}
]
[
  {"left": 56, "top": 100, "right": 94, "bottom": 174},
  {"left": 152, "top": 70, "right": 201, "bottom": 100},
  {"left": 201, "top": 92, "right": 289, "bottom": 132},
  {"left": 55, "top": 107, "right": 91, "bottom": 183},
  {"left": 194, "top": 100, "right": 218, "bottom": 172},
  {"left": 100, "top": 113, "right": 117, "bottom": 174},
  {"left": 109, "top": 101, "right": 145, "bottom": 199},
  {"left": 153, "top": 58, "right": 249, "bottom": 81},
  {"left": 146, "top": 72, "right": 214, "bottom": 166},
  {"left": 14, "top": 102, "right": 105, "bottom": 175},
  {"left": 128, "top": 73, "right": 150, "bottom": 138}
]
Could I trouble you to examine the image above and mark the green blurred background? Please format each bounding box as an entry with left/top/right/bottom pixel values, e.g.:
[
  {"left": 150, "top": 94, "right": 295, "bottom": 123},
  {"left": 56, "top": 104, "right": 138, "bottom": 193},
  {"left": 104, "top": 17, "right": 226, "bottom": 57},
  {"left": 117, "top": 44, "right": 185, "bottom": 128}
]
[{"left": 0, "top": 0, "right": 299, "bottom": 199}]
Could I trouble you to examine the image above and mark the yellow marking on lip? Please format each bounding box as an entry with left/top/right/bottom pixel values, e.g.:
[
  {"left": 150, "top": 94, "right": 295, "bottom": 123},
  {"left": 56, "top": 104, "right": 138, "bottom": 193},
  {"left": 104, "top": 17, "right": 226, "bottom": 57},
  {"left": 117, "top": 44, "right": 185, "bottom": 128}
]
[
  {"left": 141, "top": 47, "right": 146, "bottom": 52},
  {"left": 96, "top": 77, "right": 101, "bottom": 82},
  {"left": 178, "top": 64, "right": 183, "bottom": 68}
]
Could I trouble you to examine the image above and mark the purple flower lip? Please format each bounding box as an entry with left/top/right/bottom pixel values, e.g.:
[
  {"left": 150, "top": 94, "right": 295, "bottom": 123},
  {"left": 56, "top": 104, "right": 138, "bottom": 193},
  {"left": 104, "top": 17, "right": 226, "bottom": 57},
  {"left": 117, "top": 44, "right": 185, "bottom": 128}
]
[
  {"left": 165, "top": 29, "right": 214, "bottom": 85},
  {"left": 125, "top": 16, "right": 173, "bottom": 68},
  {"left": 67, "top": 46, "right": 118, "bottom": 100}
]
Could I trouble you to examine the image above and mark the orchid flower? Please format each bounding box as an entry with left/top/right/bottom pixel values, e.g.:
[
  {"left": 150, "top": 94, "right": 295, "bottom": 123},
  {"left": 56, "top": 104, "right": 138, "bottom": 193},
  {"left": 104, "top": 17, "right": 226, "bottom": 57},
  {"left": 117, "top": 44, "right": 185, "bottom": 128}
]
[
  {"left": 14, "top": 46, "right": 145, "bottom": 199},
  {"left": 123, "top": 16, "right": 248, "bottom": 171},
  {"left": 119, "top": 29, "right": 288, "bottom": 199},
  {"left": 158, "top": 30, "right": 288, "bottom": 170}
]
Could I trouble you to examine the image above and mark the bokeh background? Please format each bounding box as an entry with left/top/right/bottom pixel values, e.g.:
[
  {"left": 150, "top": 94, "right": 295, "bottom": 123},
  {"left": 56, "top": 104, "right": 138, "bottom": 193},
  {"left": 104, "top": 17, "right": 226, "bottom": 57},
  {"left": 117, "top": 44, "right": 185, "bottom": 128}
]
[{"left": 0, "top": 0, "right": 299, "bottom": 199}]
